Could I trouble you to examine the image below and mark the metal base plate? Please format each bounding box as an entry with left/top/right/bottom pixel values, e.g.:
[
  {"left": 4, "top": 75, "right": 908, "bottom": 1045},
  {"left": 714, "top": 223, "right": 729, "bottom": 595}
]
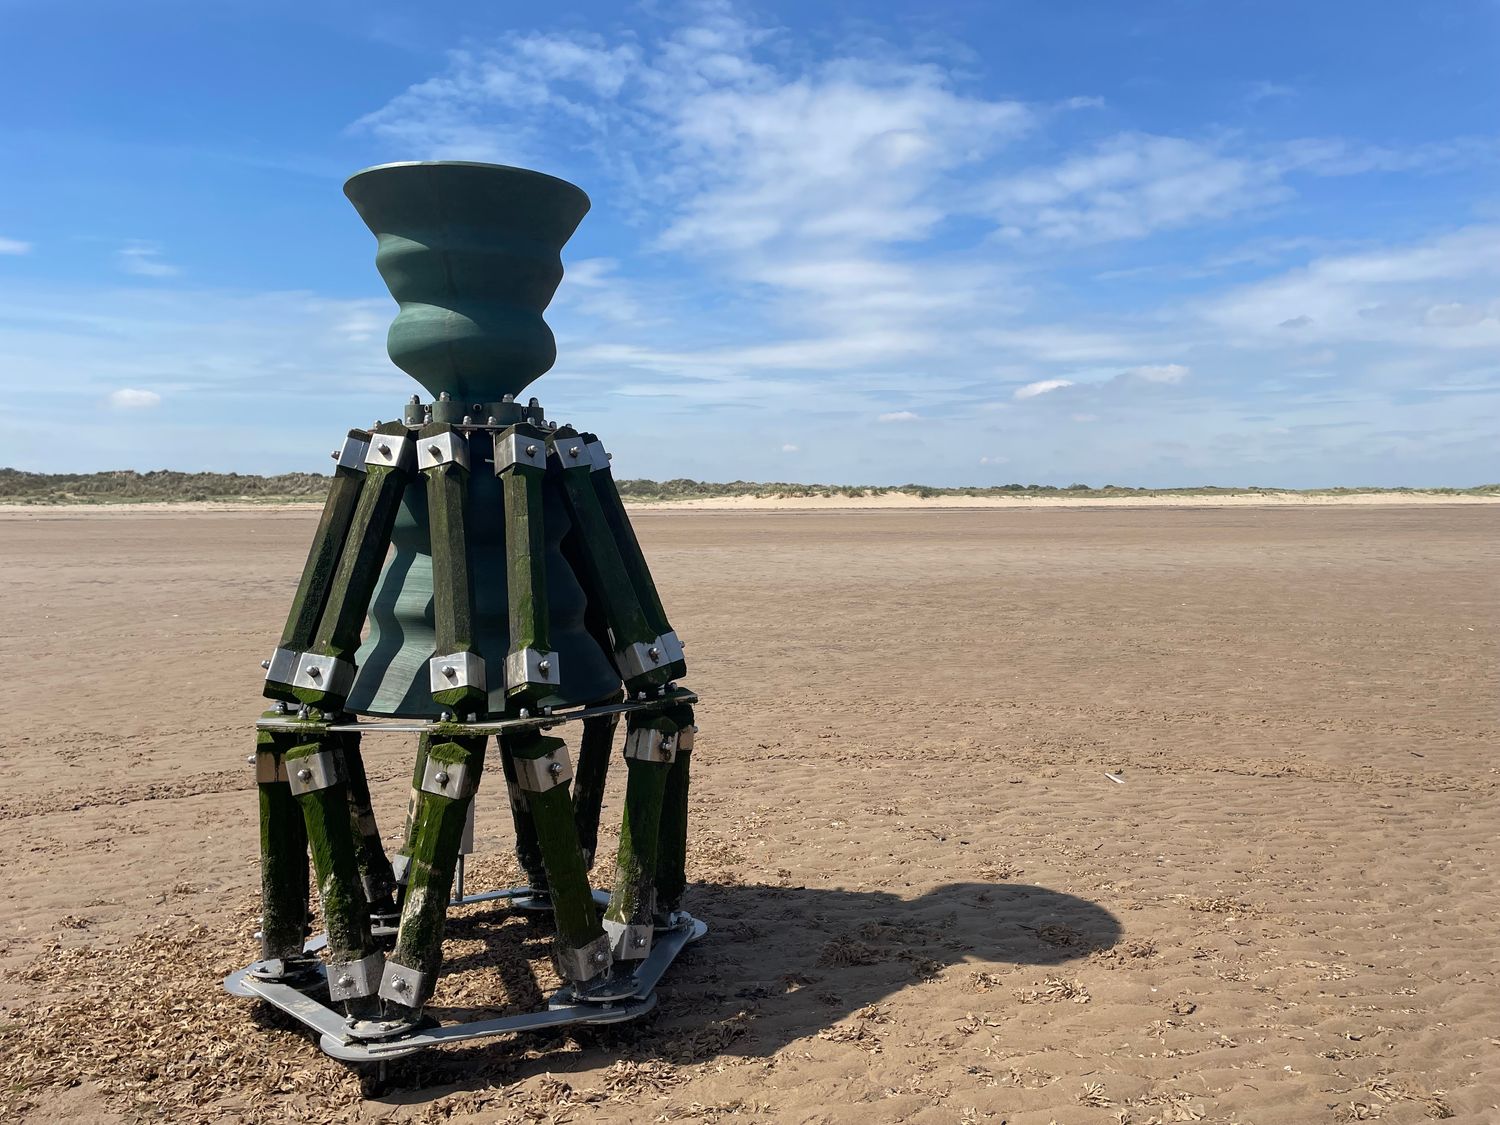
[{"left": 224, "top": 893, "right": 706, "bottom": 1064}]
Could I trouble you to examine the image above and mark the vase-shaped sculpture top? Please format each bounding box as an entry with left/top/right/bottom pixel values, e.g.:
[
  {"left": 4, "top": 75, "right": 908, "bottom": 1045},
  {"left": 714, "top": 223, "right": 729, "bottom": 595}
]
[{"left": 343, "top": 160, "right": 591, "bottom": 404}]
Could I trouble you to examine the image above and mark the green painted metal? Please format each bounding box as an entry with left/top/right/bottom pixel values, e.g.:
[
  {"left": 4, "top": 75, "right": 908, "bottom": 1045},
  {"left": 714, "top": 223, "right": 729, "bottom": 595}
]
[
  {"left": 420, "top": 422, "right": 486, "bottom": 714},
  {"left": 256, "top": 724, "right": 310, "bottom": 962},
  {"left": 343, "top": 161, "right": 590, "bottom": 406},
  {"left": 499, "top": 422, "right": 552, "bottom": 706}
]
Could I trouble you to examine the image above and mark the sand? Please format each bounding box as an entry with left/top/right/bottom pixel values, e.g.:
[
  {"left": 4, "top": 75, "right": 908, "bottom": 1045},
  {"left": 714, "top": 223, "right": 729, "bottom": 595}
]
[{"left": 0, "top": 503, "right": 1495, "bottom": 1123}]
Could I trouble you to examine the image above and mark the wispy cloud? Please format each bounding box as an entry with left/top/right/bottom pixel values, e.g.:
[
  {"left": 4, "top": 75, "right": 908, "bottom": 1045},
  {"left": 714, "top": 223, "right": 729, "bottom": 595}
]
[
  {"left": 106, "top": 387, "right": 162, "bottom": 409},
  {"left": 1014, "top": 379, "right": 1075, "bottom": 399},
  {"left": 0, "top": 236, "right": 31, "bottom": 255},
  {"left": 877, "top": 410, "right": 920, "bottom": 422},
  {"left": 117, "top": 241, "right": 180, "bottom": 278}
]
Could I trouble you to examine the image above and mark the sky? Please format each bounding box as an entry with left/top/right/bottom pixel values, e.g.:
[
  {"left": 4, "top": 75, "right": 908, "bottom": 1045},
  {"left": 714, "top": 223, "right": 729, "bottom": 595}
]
[{"left": 1, "top": 0, "right": 1497, "bottom": 487}]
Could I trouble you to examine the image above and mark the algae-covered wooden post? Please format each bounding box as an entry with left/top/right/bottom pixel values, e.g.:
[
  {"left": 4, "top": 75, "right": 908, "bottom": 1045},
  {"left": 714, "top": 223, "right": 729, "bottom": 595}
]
[
  {"left": 255, "top": 723, "right": 310, "bottom": 966},
  {"left": 603, "top": 708, "right": 684, "bottom": 962},
  {"left": 572, "top": 694, "right": 623, "bottom": 869},
  {"left": 654, "top": 704, "right": 696, "bottom": 920},
  {"left": 419, "top": 423, "right": 487, "bottom": 719}
]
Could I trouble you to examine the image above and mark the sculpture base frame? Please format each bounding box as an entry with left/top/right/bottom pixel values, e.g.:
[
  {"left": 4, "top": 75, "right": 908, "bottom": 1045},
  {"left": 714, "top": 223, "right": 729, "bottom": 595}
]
[{"left": 225, "top": 891, "right": 707, "bottom": 1064}]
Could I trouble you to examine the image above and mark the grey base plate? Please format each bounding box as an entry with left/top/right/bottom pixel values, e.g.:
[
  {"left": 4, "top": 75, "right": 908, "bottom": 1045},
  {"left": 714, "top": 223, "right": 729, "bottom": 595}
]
[{"left": 224, "top": 890, "right": 706, "bottom": 1064}]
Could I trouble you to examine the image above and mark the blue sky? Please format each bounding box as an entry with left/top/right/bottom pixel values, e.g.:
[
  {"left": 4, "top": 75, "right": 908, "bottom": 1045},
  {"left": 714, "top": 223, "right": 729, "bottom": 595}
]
[{"left": 1, "top": 0, "right": 1497, "bottom": 486}]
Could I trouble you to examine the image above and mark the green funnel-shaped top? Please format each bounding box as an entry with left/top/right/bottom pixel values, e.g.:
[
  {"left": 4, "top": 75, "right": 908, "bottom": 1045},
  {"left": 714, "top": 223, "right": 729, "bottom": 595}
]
[{"left": 344, "top": 161, "right": 591, "bottom": 403}]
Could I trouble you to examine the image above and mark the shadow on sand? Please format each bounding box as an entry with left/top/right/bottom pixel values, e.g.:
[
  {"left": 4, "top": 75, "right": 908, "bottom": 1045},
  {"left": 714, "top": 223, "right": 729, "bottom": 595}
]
[{"left": 319, "top": 879, "right": 1120, "bottom": 1101}]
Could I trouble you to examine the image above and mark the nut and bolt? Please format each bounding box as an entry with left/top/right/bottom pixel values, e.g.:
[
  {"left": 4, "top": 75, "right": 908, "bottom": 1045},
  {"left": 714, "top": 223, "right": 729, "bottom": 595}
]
[
  {"left": 568, "top": 445, "right": 581, "bottom": 458},
  {"left": 633, "top": 935, "right": 648, "bottom": 948},
  {"left": 261, "top": 659, "right": 271, "bottom": 669},
  {"left": 435, "top": 771, "right": 450, "bottom": 786},
  {"left": 337, "top": 974, "right": 354, "bottom": 988},
  {"left": 548, "top": 761, "right": 563, "bottom": 777},
  {"left": 442, "top": 665, "right": 456, "bottom": 678},
  {"left": 525, "top": 444, "right": 537, "bottom": 456},
  {"left": 296, "top": 768, "right": 312, "bottom": 782},
  {"left": 537, "top": 659, "right": 551, "bottom": 673}
]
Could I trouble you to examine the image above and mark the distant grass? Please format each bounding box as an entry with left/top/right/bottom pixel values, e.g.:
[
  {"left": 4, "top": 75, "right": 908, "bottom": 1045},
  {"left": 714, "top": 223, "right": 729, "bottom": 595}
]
[{"left": 1, "top": 467, "right": 1496, "bottom": 506}]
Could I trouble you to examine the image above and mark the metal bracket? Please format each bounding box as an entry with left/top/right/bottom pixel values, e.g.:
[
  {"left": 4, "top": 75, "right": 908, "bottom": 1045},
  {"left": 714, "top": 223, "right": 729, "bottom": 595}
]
[
  {"left": 417, "top": 430, "right": 470, "bottom": 471},
  {"left": 378, "top": 960, "right": 433, "bottom": 1006},
  {"left": 512, "top": 746, "right": 573, "bottom": 793},
  {"left": 391, "top": 852, "right": 411, "bottom": 885},
  {"left": 550, "top": 437, "right": 589, "bottom": 466},
  {"left": 364, "top": 432, "right": 414, "bottom": 471},
  {"left": 584, "top": 439, "right": 610, "bottom": 472},
  {"left": 254, "top": 752, "right": 289, "bottom": 784},
  {"left": 286, "top": 749, "right": 341, "bottom": 796},
  {"left": 428, "top": 651, "right": 486, "bottom": 693},
  {"left": 603, "top": 919, "right": 655, "bottom": 959},
  {"left": 617, "top": 639, "right": 669, "bottom": 681},
  {"left": 657, "top": 630, "right": 685, "bottom": 666},
  {"left": 291, "top": 652, "right": 357, "bottom": 698},
  {"left": 555, "top": 933, "right": 613, "bottom": 982},
  {"left": 676, "top": 725, "right": 695, "bottom": 752},
  {"left": 624, "top": 727, "right": 676, "bottom": 764},
  {"left": 494, "top": 430, "right": 547, "bottom": 473},
  {"left": 420, "top": 756, "right": 476, "bottom": 799},
  {"left": 327, "top": 950, "right": 384, "bottom": 1001},
  {"left": 504, "top": 647, "right": 560, "bottom": 691},
  {"left": 263, "top": 645, "right": 300, "bottom": 684},
  {"left": 334, "top": 432, "right": 371, "bottom": 473}
]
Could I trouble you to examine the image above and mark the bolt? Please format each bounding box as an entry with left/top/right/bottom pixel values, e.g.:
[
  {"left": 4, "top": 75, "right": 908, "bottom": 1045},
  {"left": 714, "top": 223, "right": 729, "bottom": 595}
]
[
  {"left": 337, "top": 974, "right": 354, "bottom": 988},
  {"left": 633, "top": 935, "right": 648, "bottom": 948},
  {"left": 297, "top": 768, "right": 312, "bottom": 782},
  {"left": 503, "top": 393, "right": 515, "bottom": 403},
  {"left": 297, "top": 705, "right": 310, "bottom": 719},
  {"left": 442, "top": 665, "right": 456, "bottom": 678},
  {"left": 428, "top": 443, "right": 440, "bottom": 456},
  {"left": 462, "top": 415, "right": 473, "bottom": 425},
  {"left": 528, "top": 397, "right": 540, "bottom": 407},
  {"left": 519, "top": 707, "right": 530, "bottom": 718},
  {"left": 307, "top": 666, "right": 321, "bottom": 678},
  {"left": 607, "top": 451, "right": 613, "bottom": 460},
  {"left": 487, "top": 415, "right": 497, "bottom": 425},
  {"left": 568, "top": 445, "right": 581, "bottom": 458},
  {"left": 593, "top": 950, "right": 608, "bottom": 964},
  {"left": 274, "top": 701, "right": 288, "bottom": 714},
  {"left": 538, "top": 659, "right": 551, "bottom": 673},
  {"left": 393, "top": 977, "right": 409, "bottom": 992},
  {"left": 439, "top": 710, "right": 453, "bottom": 722},
  {"left": 330, "top": 450, "right": 339, "bottom": 460},
  {"left": 246, "top": 754, "right": 256, "bottom": 765},
  {"left": 261, "top": 659, "right": 271, "bottom": 669},
  {"left": 548, "top": 760, "right": 562, "bottom": 777},
  {"left": 648, "top": 646, "right": 660, "bottom": 660},
  {"left": 525, "top": 443, "right": 537, "bottom": 456},
  {"left": 435, "top": 770, "right": 450, "bottom": 785},
  {"left": 440, "top": 391, "right": 451, "bottom": 401},
  {"left": 378, "top": 442, "right": 391, "bottom": 456},
  {"left": 410, "top": 394, "right": 420, "bottom": 404}
]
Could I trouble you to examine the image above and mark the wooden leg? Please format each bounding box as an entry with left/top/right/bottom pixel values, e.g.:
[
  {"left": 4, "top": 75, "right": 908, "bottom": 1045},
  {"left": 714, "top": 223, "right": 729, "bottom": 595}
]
[{"left": 255, "top": 724, "right": 310, "bottom": 966}]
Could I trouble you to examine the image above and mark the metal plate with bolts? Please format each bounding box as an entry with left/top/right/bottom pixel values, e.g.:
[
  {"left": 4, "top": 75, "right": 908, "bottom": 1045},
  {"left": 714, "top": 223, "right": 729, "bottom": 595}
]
[
  {"left": 603, "top": 919, "right": 655, "bottom": 959},
  {"left": 378, "top": 961, "right": 433, "bottom": 1005},
  {"left": 416, "top": 430, "right": 469, "bottom": 471},
  {"left": 504, "top": 646, "right": 559, "bottom": 690},
  {"left": 334, "top": 433, "right": 371, "bottom": 472},
  {"left": 286, "top": 748, "right": 341, "bottom": 796},
  {"left": 419, "top": 756, "right": 475, "bottom": 799},
  {"left": 327, "top": 950, "right": 384, "bottom": 1001},
  {"left": 657, "top": 630, "right": 686, "bottom": 666},
  {"left": 428, "top": 650, "right": 486, "bottom": 693},
  {"left": 511, "top": 746, "right": 573, "bottom": 793},
  {"left": 364, "top": 432, "right": 414, "bottom": 471},
  {"left": 624, "top": 727, "right": 675, "bottom": 764},
  {"left": 617, "top": 639, "right": 667, "bottom": 681},
  {"left": 291, "top": 652, "right": 357, "bottom": 698},
  {"left": 263, "top": 645, "right": 301, "bottom": 685},
  {"left": 555, "top": 932, "right": 614, "bottom": 982},
  {"left": 493, "top": 429, "right": 547, "bottom": 472},
  {"left": 549, "top": 437, "right": 589, "bottom": 466},
  {"left": 584, "top": 439, "right": 610, "bottom": 472}
]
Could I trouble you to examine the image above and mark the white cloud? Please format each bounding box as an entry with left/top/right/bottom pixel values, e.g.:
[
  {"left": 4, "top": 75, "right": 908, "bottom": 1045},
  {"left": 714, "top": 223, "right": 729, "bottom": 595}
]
[
  {"left": 106, "top": 387, "right": 162, "bottom": 410},
  {"left": 1128, "top": 363, "right": 1190, "bottom": 383},
  {"left": 1014, "top": 378, "right": 1074, "bottom": 399},
  {"left": 781, "top": 442, "right": 799, "bottom": 452},
  {"left": 118, "top": 241, "right": 180, "bottom": 278},
  {"left": 979, "top": 455, "right": 1008, "bottom": 464},
  {"left": 0, "top": 236, "right": 31, "bottom": 255},
  {"left": 877, "top": 410, "right": 920, "bottom": 422}
]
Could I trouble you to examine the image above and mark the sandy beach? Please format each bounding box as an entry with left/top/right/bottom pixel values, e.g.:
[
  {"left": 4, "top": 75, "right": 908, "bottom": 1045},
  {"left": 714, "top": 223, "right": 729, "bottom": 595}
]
[{"left": 0, "top": 503, "right": 1495, "bottom": 1123}]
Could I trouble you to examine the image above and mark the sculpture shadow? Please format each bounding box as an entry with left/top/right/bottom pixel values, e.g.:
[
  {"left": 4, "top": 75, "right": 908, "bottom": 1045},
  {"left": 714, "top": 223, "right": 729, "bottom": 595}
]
[{"left": 374, "top": 879, "right": 1121, "bottom": 1100}]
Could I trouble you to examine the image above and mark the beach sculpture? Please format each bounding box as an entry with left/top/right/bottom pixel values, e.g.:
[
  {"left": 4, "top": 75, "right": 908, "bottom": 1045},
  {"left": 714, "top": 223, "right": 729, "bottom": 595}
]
[{"left": 225, "top": 161, "right": 703, "bottom": 1067}]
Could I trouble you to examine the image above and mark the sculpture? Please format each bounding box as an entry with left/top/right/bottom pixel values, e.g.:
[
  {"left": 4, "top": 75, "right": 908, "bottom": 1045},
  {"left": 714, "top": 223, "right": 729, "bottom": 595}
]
[{"left": 225, "top": 161, "right": 703, "bottom": 1073}]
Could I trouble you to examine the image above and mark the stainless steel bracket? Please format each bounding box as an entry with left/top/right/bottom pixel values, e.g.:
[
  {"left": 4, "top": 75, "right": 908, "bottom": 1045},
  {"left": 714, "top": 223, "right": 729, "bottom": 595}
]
[
  {"left": 657, "top": 630, "right": 685, "bottom": 666},
  {"left": 263, "top": 645, "right": 300, "bottom": 684},
  {"left": 291, "top": 652, "right": 357, "bottom": 698},
  {"left": 378, "top": 960, "right": 433, "bottom": 1006},
  {"left": 254, "top": 751, "right": 289, "bottom": 784},
  {"left": 286, "top": 748, "right": 341, "bottom": 796},
  {"left": 417, "top": 430, "right": 470, "bottom": 471},
  {"left": 429, "top": 650, "right": 486, "bottom": 693},
  {"left": 420, "top": 755, "right": 476, "bottom": 799},
  {"left": 584, "top": 439, "right": 610, "bottom": 472},
  {"left": 494, "top": 429, "right": 547, "bottom": 472},
  {"left": 364, "top": 432, "right": 414, "bottom": 471},
  {"left": 603, "top": 919, "right": 655, "bottom": 960},
  {"left": 391, "top": 852, "right": 411, "bottom": 885},
  {"left": 555, "top": 933, "right": 612, "bottom": 982},
  {"left": 512, "top": 746, "right": 573, "bottom": 793},
  {"left": 327, "top": 950, "right": 384, "bottom": 1001},
  {"left": 550, "top": 437, "right": 589, "bottom": 466},
  {"left": 617, "top": 639, "right": 669, "bottom": 680},
  {"left": 504, "top": 646, "right": 560, "bottom": 690},
  {"left": 623, "top": 726, "right": 677, "bottom": 764},
  {"left": 334, "top": 433, "right": 371, "bottom": 473}
]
